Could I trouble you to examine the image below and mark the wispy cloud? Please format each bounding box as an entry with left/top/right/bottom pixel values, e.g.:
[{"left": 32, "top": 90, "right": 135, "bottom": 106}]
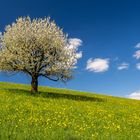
[
  {"left": 86, "top": 58, "right": 109, "bottom": 73},
  {"left": 134, "top": 43, "right": 140, "bottom": 48},
  {"left": 136, "top": 63, "right": 140, "bottom": 70},
  {"left": 127, "top": 91, "right": 140, "bottom": 100},
  {"left": 68, "top": 38, "right": 82, "bottom": 49},
  {"left": 76, "top": 51, "right": 82, "bottom": 59},
  {"left": 133, "top": 50, "right": 140, "bottom": 59},
  {"left": 68, "top": 38, "right": 83, "bottom": 60},
  {"left": 113, "top": 57, "right": 119, "bottom": 61},
  {"left": 117, "top": 62, "right": 129, "bottom": 70}
]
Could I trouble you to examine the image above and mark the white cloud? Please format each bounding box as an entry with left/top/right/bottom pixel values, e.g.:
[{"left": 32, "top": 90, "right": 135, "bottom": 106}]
[
  {"left": 133, "top": 50, "right": 140, "bottom": 59},
  {"left": 76, "top": 51, "right": 82, "bottom": 59},
  {"left": 135, "top": 43, "right": 140, "bottom": 48},
  {"left": 127, "top": 91, "right": 140, "bottom": 100},
  {"left": 86, "top": 58, "right": 109, "bottom": 73},
  {"left": 136, "top": 63, "right": 140, "bottom": 70},
  {"left": 68, "top": 38, "right": 82, "bottom": 49},
  {"left": 117, "top": 62, "right": 129, "bottom": 70},
  {"left": 68, "top": 38, "right": 83, "bottom": 60}
]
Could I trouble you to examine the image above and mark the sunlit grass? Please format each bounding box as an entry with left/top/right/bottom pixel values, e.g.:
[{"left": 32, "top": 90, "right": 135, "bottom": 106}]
[{"left": 0, "top": 82, "right": 140, "bottom": 140}]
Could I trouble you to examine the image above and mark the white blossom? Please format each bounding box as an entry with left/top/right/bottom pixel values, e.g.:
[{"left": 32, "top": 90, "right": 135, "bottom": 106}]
[{"left": 0, "top": 17, "right": 82, "bottom": 92}]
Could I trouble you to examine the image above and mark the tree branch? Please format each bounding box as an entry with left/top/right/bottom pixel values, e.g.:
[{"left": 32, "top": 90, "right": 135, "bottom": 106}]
[{"left": 39, "top": 73, "right": 59, "bottom": 81}]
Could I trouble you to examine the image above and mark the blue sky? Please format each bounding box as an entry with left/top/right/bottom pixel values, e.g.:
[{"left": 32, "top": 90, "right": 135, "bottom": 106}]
[{"left": 1, "top": 0, "right": 140, "bottom": 98}]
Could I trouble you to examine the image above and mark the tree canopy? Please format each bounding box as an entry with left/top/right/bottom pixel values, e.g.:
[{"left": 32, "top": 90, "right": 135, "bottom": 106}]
[{"left": 0, "top": 17, "right": 82, "bottom": 92}]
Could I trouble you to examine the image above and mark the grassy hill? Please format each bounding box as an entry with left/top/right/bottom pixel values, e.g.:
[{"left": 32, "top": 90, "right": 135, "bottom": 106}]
[{"left": 0, "top": 82, "right": 140, "bottom": 140}]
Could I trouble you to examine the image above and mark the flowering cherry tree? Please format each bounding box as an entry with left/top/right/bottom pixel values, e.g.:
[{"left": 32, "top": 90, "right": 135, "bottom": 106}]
[{"left": 0, "top": 17, "right": 82, "bottom": 93}]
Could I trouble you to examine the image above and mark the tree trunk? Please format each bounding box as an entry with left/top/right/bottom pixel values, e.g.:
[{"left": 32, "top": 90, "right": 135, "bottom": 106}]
[{"left": 31, "top": 76, "right": 38, "bottom": 93}]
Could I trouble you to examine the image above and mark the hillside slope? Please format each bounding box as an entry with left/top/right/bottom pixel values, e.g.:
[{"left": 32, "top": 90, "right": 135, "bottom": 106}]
[{"left": 0, "top": 82, "right": 140, "bottom": 140}]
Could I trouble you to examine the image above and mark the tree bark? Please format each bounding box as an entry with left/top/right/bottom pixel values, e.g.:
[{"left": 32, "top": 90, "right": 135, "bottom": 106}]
[{"left": 31, "top": 76, "right": 38, "bottom": 93}]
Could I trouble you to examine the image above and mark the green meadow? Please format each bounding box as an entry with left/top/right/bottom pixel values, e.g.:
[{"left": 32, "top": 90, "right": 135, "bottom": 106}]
[{"left": 0, "top": 82, "right": 140, "bottom": 140}]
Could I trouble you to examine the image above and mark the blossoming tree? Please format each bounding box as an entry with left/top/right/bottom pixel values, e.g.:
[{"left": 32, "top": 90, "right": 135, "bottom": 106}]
[{"left": 0, "top": 17, "right": 82, "bottom": 93}]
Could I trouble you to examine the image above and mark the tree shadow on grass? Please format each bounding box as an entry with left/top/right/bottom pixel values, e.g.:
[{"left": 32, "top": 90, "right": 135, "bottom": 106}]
[{"left": 4, "top": 88, "right": 106, "bottom": 102}]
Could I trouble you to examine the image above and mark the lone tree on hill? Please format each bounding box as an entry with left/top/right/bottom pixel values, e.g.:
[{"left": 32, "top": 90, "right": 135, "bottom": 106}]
[{"left": 0, "top": 17, "right": 82, "bottom": 93}]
